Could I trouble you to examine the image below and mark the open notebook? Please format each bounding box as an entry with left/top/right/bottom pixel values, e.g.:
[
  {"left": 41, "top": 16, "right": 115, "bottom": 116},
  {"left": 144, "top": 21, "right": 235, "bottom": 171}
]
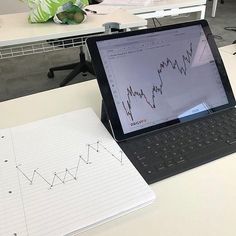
[{"left": 0, "top": 108, "right": 155, "bottom": 236}]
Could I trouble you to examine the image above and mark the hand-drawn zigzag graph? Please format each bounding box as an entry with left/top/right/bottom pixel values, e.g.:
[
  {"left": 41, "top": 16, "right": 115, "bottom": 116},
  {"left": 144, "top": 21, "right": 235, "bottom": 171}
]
[{"left": 16, "top": 141, "right": 123, "bottom": 189}]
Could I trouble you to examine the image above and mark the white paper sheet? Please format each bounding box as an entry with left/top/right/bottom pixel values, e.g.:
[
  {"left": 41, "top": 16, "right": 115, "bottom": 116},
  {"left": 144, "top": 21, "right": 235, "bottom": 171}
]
[{"left": 0, "top": 108, "right": 155, "bottom": 236}]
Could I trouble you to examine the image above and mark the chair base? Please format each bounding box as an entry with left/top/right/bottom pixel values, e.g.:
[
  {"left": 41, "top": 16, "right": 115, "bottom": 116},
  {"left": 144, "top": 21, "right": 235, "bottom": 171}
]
[{"left": 48, "top": 46, "right": 94, "bottom": 87}]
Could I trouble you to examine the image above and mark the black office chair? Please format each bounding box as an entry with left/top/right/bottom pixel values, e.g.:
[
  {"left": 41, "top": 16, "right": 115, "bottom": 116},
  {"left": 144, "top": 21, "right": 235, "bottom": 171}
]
[
  {"left": 47, "top": 45, "right": 94, "bottom": 87},
  {"left": 47, "top": 0, "right": 102, "bottom": 87}
]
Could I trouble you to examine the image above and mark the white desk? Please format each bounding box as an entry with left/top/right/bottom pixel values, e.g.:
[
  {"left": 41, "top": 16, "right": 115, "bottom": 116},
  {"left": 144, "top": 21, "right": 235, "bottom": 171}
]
[
  {"left": 0, "top": 0, "right": 207, "bottom": 48},
  {"left": 0, "top": 9, "right": 147, "bottom": 48},
  {"left": 219, "top": 44, "right": 236, "bottom": 56},
  {"left": 0, "top": 46, "right": 235, "bottom": 236},
  {"left": 89, "top": 0, "right": 207, "bottom": 19}
]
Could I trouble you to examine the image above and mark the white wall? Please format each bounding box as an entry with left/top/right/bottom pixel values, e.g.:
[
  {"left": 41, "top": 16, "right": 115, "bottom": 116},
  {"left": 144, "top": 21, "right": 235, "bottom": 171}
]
[{"left": 0, "top": 1, "right": 29, "bottom": 15}]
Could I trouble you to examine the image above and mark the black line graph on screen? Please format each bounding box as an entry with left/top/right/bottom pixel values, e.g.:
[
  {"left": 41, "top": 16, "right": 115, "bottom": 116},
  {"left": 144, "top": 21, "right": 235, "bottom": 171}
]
[{"left": 122, "top": 42, "right": 193, "bottom": 121}]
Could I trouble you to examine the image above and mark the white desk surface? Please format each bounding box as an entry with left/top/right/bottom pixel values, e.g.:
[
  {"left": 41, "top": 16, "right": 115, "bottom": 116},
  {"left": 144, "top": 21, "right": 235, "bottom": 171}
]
[
  {"left": 219, "top": 44, "right": 236, "bottom": 56},
  {"left": 0, "top": 9, "right": 146, "bottom": 47},
  {"left": 0, "top": 46, "right": 235, "bottom": 236},
  {"left": 89, "top": 0, "right": 206, "bottom": 14}
]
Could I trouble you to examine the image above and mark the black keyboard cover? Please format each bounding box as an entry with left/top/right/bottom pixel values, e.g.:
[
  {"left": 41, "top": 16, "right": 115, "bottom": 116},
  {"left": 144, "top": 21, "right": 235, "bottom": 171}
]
[{"left": 119, "top": 108, "right": 236, "bottom": 184}]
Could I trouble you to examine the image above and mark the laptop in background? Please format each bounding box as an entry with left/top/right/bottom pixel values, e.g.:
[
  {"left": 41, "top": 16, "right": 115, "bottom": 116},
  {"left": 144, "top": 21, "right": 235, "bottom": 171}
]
[{"left": 87, "top": 20, "right": 236, "bottom": 184}]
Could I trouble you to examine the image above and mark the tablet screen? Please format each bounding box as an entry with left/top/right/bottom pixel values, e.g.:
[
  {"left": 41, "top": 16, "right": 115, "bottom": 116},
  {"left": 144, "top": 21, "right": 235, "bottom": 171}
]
[{"left": 96, "top": 24, "right": 228, "bottom": 134}]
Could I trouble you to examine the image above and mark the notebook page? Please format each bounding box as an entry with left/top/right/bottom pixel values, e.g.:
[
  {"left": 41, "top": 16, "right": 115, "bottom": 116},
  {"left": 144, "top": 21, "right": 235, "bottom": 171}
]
[
  {"left": 0, "top": 129, "right": 28, "bottom": 235},
  {"left": 0, "top": 108, "right": 155, "bottom": 236}
]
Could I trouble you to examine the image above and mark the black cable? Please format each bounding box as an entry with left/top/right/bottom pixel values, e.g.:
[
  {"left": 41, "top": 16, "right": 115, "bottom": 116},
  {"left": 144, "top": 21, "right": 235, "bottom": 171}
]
[
  {"left": 153, "top": 18, "right": 162, "bottom": 27},
  {"left": 152, "top": 18, "right": 157, "bottom": 28},
  {"left": 151, "top": 18, "right": 162, "bottom": 28},
  {"left": 213, "top": 35, "right": 223, "bottom": 40},
  {"left": 224, "top": 27, "right": 236, "bottom": 32}
]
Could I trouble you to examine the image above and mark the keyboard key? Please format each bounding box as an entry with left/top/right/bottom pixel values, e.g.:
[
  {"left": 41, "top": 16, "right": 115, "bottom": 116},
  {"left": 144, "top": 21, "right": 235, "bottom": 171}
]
[
  {"left": 174, "top": 156, "right": 185, "bottom": 164},
  {"left": 165, "top": 159, "right": 175, "bottom": 167},
  {"left": 154, "top": 162, "right": 166, "bottom": 171},
  {"left": 226, "top": 138, "right": 236, "bottom": 145}
]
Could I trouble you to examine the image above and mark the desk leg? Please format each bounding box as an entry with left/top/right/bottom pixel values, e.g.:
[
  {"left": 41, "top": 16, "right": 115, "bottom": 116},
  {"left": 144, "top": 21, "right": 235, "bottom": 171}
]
[
  {"left": 200, "top": 5, "right": 206, "bottom": 19},
  {"left": 196, "top": 5, "right": 206, "bottom": 19},
  {"left": 212, "top": 0, "right": 218, "bottom": 17}
]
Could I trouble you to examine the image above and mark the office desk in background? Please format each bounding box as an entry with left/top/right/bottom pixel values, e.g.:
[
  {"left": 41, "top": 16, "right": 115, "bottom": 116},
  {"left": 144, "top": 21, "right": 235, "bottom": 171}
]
[
  {"left": 89, "top": 0, "right": 207, "bottom": 20},
  {"left": 0, "top": 9, "right": 147, "bottom": 47},
  {"left": 0, "top": 46, "right": 235, "bottom": 236}
]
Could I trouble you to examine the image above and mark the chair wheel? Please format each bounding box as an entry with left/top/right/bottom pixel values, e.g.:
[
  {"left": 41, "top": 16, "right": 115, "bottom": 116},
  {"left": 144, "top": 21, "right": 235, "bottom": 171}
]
[{"left": 47, "top": 71, "right": 54, "bottom": 78}]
